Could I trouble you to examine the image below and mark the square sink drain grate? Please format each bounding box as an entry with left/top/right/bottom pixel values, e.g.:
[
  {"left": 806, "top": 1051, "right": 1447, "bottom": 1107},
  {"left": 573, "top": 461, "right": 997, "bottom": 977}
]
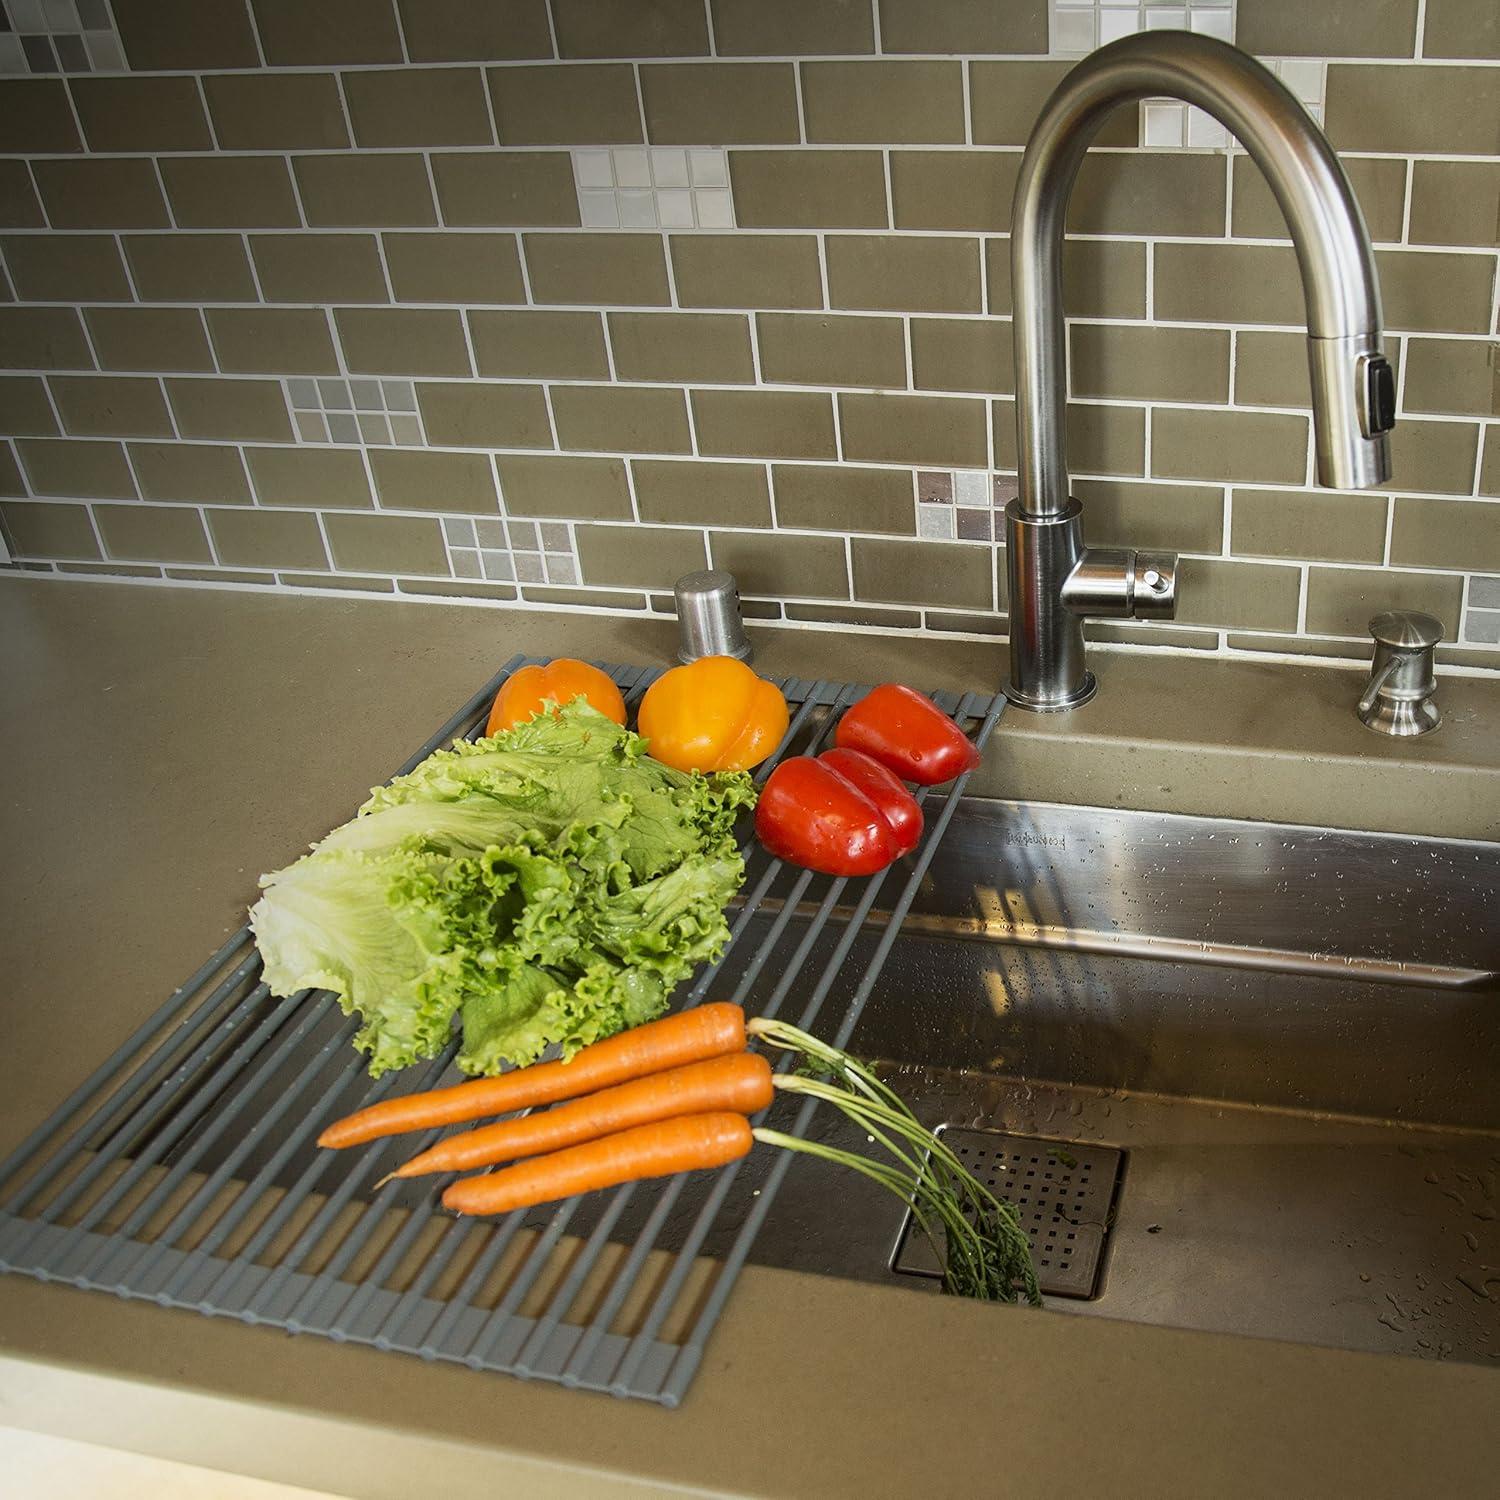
[{"left": 890, "top": 1130, "right": 1124, "bottom": 1299}]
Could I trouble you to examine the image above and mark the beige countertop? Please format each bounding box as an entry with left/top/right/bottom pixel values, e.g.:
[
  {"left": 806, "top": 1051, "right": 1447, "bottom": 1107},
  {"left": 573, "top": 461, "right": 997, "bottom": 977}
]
[{"left": 1, "top": 577, "right": 1497, "bottom": 1500}]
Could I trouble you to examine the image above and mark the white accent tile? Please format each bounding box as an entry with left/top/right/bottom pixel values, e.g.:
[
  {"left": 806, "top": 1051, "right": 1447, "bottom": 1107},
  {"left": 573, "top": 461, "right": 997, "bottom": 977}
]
[
  {"left": 1185, "top": 106, "right": 1228, "bottom": 148},
  {"left": 689, "top": 150, "right": 729, "bottom": 188},
  {"left": 652, "top": 148, "right": 690, "bottom": 187},
  {"left": 0, "top": 35, "right": 27, "bottom": 73},
  {"left": 954, "top": 470, "right": 989, "bottom": 506},
  {"left": 917, "top": 504, "right": 956, "bottom": 540},
  {"left": 579, "top": 189, "right": 621, "bottom": 228},
  {"left": 694, "top": 188, "right": 735, "bottom": 228},
  {"left": 450, "top": 548, "right": 481, "bottom": 579},
  {"left": 657, "top": 188, "right": 695, "bottom": 228},
  {"left": 612, "top": 148, "right": 651, "bottom": 188},
  {"left": 475, "top": 517, "right": 505, "bottom": 548},
  {"left": 1144, "top": 7, "right": 1188, "bottom": 28},
  {"left": 357, "top": 412, "right": 390, "bottom": 444},
  {"left": 84, "top": 30, "right": 124, "bottom": 71},
  {"left": 574, "top": 149, "right": 613, "bottom": 189},
  {"left": 617, "top": 189, "right": 658, "bottom": 229},
  {"left": 1190, "top": 8, "right": 1233, "bottom": 39},
  {"left": 1277, "top": 59, "right": 1325, "bottom": 106},
  {"left": 514, "top": 552, "right": 545, "bottom": 583},
  {"left": 1052, "top": 8, "right": 1096, "bottom": 52},
  {"left": 9, "top": 0, "right": 47, "bottom": 29},
  {"left": 546, "top": 553, "right": 579, "bottom": 585},
  {"left": 390, "top": 414, "right": 423, "bottom": 445},
  {"left": 295, "top": 411, "right": 327, "bottom": 443},
  {"left": 1143, "top": 101, "right": 1186, "bottom": 147},
  {"left": 327, "top": 412, "right": 360, "bottom": 444},
  {"left": 442, "top": 517, "right": 472, "bottom": 545},
  {"left": 1099, "top": 10, "right": 1141, "bottom": 42},
  {"left": 481, "top": 550, "right": 514, "bottom": 582}
]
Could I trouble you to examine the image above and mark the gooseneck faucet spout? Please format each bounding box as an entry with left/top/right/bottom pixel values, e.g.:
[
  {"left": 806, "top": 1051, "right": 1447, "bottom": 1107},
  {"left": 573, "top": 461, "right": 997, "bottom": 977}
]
[{"left": 1005, "top": 32, "right": 1395, "bottom": 711}]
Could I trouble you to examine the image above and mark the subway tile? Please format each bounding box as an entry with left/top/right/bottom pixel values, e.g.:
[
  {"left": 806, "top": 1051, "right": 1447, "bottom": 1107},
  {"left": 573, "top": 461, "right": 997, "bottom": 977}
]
[
  {"left": 1071, "top": 154, "right": 1225, "bottom": 238},
  {"left": 1390, "top": 496, "right": 1500, "bottom": 571},
  {"left": 774, "top": 464, "right": 916, "bottom": 536},
  {"left": 1153, "top": 407, "right": 1308, "bottom": 485},
  {"left": 802, "top": 62, "right": 966, "bottom": 145},
  {"left": 551, "top": 0, "right": 708, "bottom": 58},
  {"left": 520, "top": 584, "right": 646, "bottom": 607},
  {"left": 159, "top": 157, "right": 301, "bottom": 230},
  {"left": 71, "top": 77, "right": 213, "bottom": 154},
  {"left": 368, "top": 447, "right": 499, "bottom": 513},
  {"left": 1422, "top": 0, "right": 1500, "bottom": 59},
  {"left": 3, "top": 234, "right": 132, "bottom": 302},
  {"left": 1378, "top": 251, "right": 1495, "bottom": 335},
  {"left": 1226, "top": 633, "right": 1369, "bottom": 661},
  {"left": 203, "top": 73, "right": 351, "bottom": 151},
  {"left": 826, "top": 236, "right": 981, "bottom": 314},
  {"left": 112, "top": 0, "right": 262, "bottom": 68},
  {"left": 879, "top": 0, "right": 1047, "bottom": 53},
  {"left": 0, "top": 445, "right": 24, "bottom": 496},
  {"left": 382, "top": 232, "right": 526, "bottom": 304},
  {"left": 471, "top": 310, "right": 609, "bottom": 379},
  {"left": 0, "top": 308, "right": 93, "bottom": 369},
  {"left": 523, "top": 233, "right": 671, "bottom": 306},
  {"left": 207, "top": 507, "right": 329, "bottom": 571},
  {"left": 283, "top": 570, "right": 395, "bottom": 591},
  {"left": 1231, "top": 155, "right": 1407, "bottom": 244},
  {"left": 1304, "top": 565, "right": 1464, "bottom": 636},
  {"left": 971, "top": 61, "right": 1137, "bottom": 147},
  {"left": 0, "top": 377, "right": 57, "bottom": 436},
  {"left": 397, "top": 0, "right": 554, "bottom": 61},
  {"left": 839, "top": 392, "right": 987, "bottom": 468},
  {"left": 1072, "top": 478, "right": 1225, "bottom": 554},
  {"left": 729, "top": 151, "right": 888, "bottom": 230},
  {"left": 987, "top": 237, "right": 1146, "bottom": 319},
  {"left": 670, "top": 234, "right": 823, "bottom": 310},
  {"left": 1155, "top": 243, "right": 1300, "bottom": 325},
  {"left": 18, "top": 438, "right": 137, "bottom": 498},
  {"left": 1175, "top": 558, "right": 1302, "bottom": 632},
  {"left": 641, "top": 64, "right": 800, "bottom": 146},
  {"left": 403, "top": 577, "right": 519, "bottom": 602},
  {"left": 129, "top": 441, "right": 253, "bottom": 505},
  {"left": 85, "top": 308, "right": 214, "bottom": 375},
  {"left": 756, "top": 312, "right": 907, "bottom": 390},
  {"left": 490, "top": 65, "right": 644, "bottom": 146},
  {"left": 251, "top": 234, "right": 390, "bottom": 304},
  {"left": 50, "top": 375, "right": 173, "bottom": 438},
  {"left": 0, "top": 80, "right": 83, "bottom": 155},
  {"left": 1401, "top": 338, "right": 1498, "bottom": 417},
  {"left": 334, "top": 308, "right": 473, "bottom": 377},
  {"left": 431, "top": 153, "right": 580, "bottom": 228},
  {"left": 1407, "top": 162, "right": 1500, "bottom": 249},
  {"left": 551, "top": 384, "right": 690, "bottom": 454},
  {"left": 246, "top": 446, "right": 373, "bottom": 508},
  {"left": 1388, "top": 418, "right": 1481, "bottom": 495},
  {"left": 94, "top": 502, "right": 212, "bottom": 564},
  {"left": 1231, "top": 487, "right": 1388, "bottom": 563},
  {"left": 496, "top": 454, "right": 633, "bottom": 519},
  {"left": 1325, "top": 66, "right": 1499, "bottom": 155},
  {"left": 166, "top": 378, "right": 294, "bottom": 442},
  {"left": 417, "top": 381, "right": 552, "bottom": 448},
  {"left": 251, "top": 0, "right": 404, "bottom": 64},
  {"left": 577, "top": 523, "right": 708, "bottom": 587},
  {"left": 293, "top": 154, "right": 437, "bottom": 228},
  {"left": 890, "top": 152, "right": 1021, "bottom": 234},
  {"left": 1484, "top": 429, "right": 1500, "bottom": 498},
  {"left": 691, "top": 389, "right": 838, "bottom": 460},
  {"left": 0, "top": 500, "right": 99, "bottom": 559},
  {"left": 323, "top": 512, "right": 450, "bottom": 575},
  {"left": 910, "top": 317, "right": 1013, "bottom": 395},
  {"left": 124, "top": 234, "right": 259, "bottom": 303},
  {"left": 1070, "top": 324, "right": 1231, "bottom": 404},
  {"left": 852, "top": 536, "right": 993, "bottom": 610},
  {"left": 208, "top": 308, "right": 340, "bottom": 376},
  {"left": 166, "top": 567, "right": 276, "bottom": 586},
  {"left": 0, "top": 161, "right": 43, "bottom": 229},
  {"left": 344, "top": 68, "right": 494, "bottom": 149},
  {"left": 609, "top": 312, "right": 756, "bottom": 384},
  {"left": 30, "top": 159, "right": 169, "bottom": 230},
  {"left": 57, "top": 562, "right": 165, "bottom": 579},
  {"left": 927, "top": 609, "right": 1005, "bottom": 637},
  {"left": 708, "top": 528, "right": 847, "bottom": 599},
  {"left": 1234, "top": 330, "right": 1311, "bottom": 409},
  {"left": 787, "top": 601, "right": 919, "bottom": 629},
  {"left": 1236, "top": 0, "right": 1418, "bottom": 57},
  {"left": 710, "top": 0, "right": 874, "bottom": 56},
  {"left": 632, "top": 459, "right": 770, "bottom": 527},
  {"left": 993, "top": 399, "right": 1146, "bottom": 477}
]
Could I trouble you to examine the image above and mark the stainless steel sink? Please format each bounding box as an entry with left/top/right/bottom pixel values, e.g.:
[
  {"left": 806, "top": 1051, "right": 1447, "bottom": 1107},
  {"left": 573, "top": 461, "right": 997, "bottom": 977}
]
[{"left": 732, "top": 798, "right": 1500, "bottom": 1366}]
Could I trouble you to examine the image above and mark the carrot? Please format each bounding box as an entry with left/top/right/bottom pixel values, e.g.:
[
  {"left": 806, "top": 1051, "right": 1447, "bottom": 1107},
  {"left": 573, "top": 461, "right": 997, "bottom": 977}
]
[
  {"left": 317, "top": 1003, "right": 746, "bottom": 1150},
  {"left": 442, "top": 1112, "right": 754, "bottom": 1217},
  {"left": 387, "top": 1053, "right": 773, "bottom": 1181}
]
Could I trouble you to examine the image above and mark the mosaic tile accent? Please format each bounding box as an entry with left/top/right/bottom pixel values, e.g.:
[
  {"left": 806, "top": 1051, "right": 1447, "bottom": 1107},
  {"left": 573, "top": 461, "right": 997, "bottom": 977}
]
[
  {"left": 287, "top": 378, "right": 425, "bottom": 448},
  {"left": 443, "top": 515, "right": 580, "bottom": 587},
  {"left": 915, "top": 471, "right": 1018, "bottom": 543},
  {"left": 1049, "top": 0, "right": 1235, "bottom": 58},
  {"left": 0, "top": 0, "right": 126, "bottom": 75},
  {"left": 573, "top": 148, "right": 735, "bottom": 231}
]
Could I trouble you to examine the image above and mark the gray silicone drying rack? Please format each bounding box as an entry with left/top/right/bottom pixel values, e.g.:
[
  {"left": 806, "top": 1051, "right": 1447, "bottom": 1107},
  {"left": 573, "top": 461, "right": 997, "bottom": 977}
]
[{"left": 0, "top": 654, "right": 1004, "bottom": 1408}]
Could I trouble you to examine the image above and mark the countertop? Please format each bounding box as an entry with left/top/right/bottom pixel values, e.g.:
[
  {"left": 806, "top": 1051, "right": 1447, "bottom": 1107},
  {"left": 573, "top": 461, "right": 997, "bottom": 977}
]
[{"left": 1, "top": 577, "right": 1497, "bottom": 1500}]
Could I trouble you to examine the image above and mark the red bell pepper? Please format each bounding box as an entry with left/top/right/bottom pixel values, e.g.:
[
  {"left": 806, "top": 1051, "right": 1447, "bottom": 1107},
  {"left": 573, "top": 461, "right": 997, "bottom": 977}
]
[
  {"left": 755, "top": 748, "right": 923, "bottom": 876},
  {"left": 834, "top": 683, "right": 980, "bottom": 786}
]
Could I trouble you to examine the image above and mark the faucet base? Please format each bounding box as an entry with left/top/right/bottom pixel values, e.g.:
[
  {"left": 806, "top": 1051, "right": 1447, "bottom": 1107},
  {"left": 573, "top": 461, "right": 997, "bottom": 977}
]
[{"left": 1002, "top": 670, "right": 1097, "bottom": 712}]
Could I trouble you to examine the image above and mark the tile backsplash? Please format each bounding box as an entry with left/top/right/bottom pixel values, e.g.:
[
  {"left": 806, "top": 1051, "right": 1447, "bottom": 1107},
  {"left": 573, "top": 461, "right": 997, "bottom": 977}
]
[{"left": 0, "top": 0, "right": 1496, "bottom": 672}]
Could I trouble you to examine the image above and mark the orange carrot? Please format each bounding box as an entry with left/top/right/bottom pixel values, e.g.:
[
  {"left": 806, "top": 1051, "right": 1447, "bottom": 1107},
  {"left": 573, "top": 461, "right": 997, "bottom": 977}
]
[
  {"left": 442, "top": 1112, "right": 754, "bottom": 1217},
  {"left": 317, "top": 1003, "right": 746, "bottom": 1150},
  {"left": 388, "top": 1053, "right": 773, "bottom": 1181}
]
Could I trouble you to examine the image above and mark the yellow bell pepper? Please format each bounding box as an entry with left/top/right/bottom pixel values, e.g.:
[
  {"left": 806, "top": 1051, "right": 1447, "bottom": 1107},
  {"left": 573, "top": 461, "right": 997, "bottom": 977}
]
[{"left": 638, "top": 656, "right": 789, "bottom": 773}]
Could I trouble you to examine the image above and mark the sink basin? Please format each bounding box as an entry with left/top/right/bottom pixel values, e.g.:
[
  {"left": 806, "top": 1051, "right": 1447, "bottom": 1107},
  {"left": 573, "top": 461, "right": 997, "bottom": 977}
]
[{"left": 718, "top": 798, "right": 1500, "bottom": 1366}]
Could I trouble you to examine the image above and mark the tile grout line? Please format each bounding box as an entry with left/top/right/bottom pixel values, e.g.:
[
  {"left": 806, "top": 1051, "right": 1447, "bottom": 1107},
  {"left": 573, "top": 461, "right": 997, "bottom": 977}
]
[
  {"left": 702, "top": 0, "right": 717, "bottom": 57},
  {"left": 542, "top": 0, "right": 561, "bottom": 60}
]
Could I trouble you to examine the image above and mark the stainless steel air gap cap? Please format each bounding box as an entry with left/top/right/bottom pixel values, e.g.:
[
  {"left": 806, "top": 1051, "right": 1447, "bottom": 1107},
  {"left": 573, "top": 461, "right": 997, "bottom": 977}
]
[{"left": 673, "top": 569, "right": 753, "bottom": 664}]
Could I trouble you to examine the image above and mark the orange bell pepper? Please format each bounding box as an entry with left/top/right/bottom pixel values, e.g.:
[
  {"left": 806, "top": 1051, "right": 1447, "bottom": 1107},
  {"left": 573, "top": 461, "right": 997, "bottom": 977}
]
[
  {"left": 637, "top": 656, "right": 788, "bottom": 773},
  {"left": 486, "top": 658, "right": 627, "bottom": 735}
]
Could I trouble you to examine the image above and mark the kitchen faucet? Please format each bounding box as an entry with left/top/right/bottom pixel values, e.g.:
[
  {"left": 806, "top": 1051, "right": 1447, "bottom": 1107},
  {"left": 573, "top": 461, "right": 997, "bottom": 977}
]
[{"left": 1004, "top": 32, "right": 1396, "bottom": 710}]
